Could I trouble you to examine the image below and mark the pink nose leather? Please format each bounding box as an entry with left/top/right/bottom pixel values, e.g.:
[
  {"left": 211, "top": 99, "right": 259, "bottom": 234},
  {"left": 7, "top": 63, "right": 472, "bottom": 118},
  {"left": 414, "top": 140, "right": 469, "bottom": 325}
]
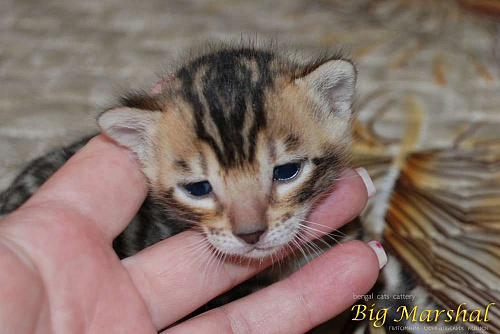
[
  {"left": 229, "top": 196, "right": 268, "bottom": 244},
  {"left": 235, "top": 229, "right": 266, "bottom": 245}
]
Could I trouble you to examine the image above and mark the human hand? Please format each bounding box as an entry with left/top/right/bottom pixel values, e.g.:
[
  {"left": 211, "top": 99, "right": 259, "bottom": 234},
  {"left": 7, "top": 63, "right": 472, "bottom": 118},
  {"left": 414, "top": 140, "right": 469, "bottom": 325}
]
[{"left": 0, "top": 134, "right": 385, "bottom": 333}]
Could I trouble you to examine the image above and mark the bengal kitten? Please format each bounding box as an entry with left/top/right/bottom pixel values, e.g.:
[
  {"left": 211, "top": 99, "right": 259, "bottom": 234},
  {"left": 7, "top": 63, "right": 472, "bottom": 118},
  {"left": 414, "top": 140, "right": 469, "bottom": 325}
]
[
  {"left": 1, "top": 44, "right": 454, "bottom": 333},
  {"left": 1, "top": 45, "right": 355, "bottom": 258}
]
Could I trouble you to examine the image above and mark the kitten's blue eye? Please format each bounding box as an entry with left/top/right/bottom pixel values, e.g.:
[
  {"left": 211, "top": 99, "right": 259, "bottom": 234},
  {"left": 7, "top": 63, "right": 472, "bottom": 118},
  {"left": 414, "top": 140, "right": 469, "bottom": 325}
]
[
  {"left": 184, "top": 181, "right": 212, "bottom": 197},
  {"left": 273, "top": 163, "right": 301, "bottom": 181}
]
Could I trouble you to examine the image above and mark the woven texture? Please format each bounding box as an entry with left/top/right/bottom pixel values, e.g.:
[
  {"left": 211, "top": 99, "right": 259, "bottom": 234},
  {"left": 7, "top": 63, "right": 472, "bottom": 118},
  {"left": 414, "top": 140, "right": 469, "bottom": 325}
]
[{"left": 1, "top": 0, "right": 499, "bottom": 332}]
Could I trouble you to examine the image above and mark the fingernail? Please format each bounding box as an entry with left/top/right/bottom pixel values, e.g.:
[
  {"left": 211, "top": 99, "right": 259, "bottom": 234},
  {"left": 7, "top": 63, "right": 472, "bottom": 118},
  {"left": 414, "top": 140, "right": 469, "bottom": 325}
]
[
  {"left": 355, "top": 167, "right": 376, "bottom": 198},
  {"left": 367, "top": 240, "right": 387, "bottom": 270}
]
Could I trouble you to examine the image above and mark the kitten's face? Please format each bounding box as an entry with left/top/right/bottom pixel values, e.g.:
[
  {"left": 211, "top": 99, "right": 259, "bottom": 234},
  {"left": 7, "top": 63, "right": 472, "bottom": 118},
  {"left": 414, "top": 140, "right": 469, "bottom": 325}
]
[{"left": 99, "top": 48, "right": 356, "bottom": 259}]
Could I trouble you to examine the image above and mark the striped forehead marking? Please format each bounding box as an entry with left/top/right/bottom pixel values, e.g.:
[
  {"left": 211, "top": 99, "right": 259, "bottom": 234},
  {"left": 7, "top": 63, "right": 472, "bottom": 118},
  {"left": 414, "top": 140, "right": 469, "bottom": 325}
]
[{"left": 177, "top": 49, "right": 275, "bottom": 169}]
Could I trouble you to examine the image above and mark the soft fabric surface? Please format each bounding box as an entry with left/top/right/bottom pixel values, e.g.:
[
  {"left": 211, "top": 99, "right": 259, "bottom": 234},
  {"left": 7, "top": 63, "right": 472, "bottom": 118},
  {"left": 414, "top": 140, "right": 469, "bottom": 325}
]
[{"left": 1, "top": 0, "right": 499, "bottom": 332}]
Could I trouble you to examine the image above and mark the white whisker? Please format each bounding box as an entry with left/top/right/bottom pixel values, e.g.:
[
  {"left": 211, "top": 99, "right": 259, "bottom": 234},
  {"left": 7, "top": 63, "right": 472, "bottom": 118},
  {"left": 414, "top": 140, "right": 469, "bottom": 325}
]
[{"left": 298, "top": 219, "right": 347, "bottom": 238}]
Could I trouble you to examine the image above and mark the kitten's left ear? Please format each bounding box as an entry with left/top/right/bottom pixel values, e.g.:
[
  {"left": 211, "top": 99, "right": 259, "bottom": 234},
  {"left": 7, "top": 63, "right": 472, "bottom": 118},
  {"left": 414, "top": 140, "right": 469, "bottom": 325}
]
[
  {"left": 296, "top": 59, "right": 357, "bottom": 118},
  {"left": 98, "top": 107, "right": 162, "bottom": 161}
]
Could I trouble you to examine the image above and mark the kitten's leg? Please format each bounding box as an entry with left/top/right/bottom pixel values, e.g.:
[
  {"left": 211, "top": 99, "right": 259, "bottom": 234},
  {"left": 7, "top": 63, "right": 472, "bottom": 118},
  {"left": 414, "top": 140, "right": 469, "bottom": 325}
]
[
  {"left": 0, "top": 137, "right": 91, "bottom": 216},
  {"left": 0, "top": 135, "right": 188, "bottom": 260}
]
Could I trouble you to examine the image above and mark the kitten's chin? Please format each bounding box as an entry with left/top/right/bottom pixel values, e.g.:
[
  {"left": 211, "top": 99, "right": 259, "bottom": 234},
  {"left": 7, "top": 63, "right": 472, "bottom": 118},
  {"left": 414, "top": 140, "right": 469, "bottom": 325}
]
[{"left": 215, "top": 243, "right": 288, "bottom": 260}]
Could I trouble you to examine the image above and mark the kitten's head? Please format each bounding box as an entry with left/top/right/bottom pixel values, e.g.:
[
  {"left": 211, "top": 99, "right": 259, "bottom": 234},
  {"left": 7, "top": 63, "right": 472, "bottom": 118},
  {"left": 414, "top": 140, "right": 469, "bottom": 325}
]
[{"left": 99, "top": 46, "right": 357, "bottom": 259}]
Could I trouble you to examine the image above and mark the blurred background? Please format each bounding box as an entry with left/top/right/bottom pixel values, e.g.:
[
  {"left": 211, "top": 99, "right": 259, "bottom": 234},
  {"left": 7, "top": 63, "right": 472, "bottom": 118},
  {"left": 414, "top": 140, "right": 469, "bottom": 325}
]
[{"left": 1, "top": 0, "right": 499, "bottom": 332}]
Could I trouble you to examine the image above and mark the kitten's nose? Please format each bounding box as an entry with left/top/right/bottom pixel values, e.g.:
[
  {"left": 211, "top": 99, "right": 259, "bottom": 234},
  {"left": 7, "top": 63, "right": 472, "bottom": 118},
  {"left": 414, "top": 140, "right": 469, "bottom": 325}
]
[{"left": 235, "top": 228, "right": 266, "bottom": 245}]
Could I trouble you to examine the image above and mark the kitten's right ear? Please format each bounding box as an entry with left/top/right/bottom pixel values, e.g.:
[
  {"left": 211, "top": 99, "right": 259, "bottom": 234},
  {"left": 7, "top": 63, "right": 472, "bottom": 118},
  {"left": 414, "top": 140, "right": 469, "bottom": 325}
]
[
  {"left": 296, "top": 59, "right": 357, "bottom": 118},
  {"left": 98, "top": 107, "right": 162, "bottom": 160}
]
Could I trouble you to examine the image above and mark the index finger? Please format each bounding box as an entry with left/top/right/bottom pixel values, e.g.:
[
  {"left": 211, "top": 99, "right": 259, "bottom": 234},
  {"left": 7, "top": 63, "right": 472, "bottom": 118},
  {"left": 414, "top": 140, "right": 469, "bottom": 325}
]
[
  {"left": 16, "top": 134, "right": 148, "bottom": 240},
  {"left": 164, "top": 240, "right": 380, "bottom": 334}
]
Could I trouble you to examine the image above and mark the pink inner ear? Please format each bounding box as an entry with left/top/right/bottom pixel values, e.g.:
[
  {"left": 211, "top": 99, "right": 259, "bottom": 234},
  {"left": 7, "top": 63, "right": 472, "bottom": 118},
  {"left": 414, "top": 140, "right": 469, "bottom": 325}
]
[{"left": 150, "top": 74, "right": 174, "bottom": 95}]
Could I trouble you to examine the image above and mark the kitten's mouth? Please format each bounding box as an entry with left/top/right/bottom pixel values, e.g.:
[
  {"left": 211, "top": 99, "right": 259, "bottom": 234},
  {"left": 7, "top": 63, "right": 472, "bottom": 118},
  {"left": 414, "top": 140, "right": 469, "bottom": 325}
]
[
  {"left": 243, "top": 246, "right": 274, "bottom": 255},
  {"left": 254, "top": 246, "right": 275, "bottom": 251},
  {"left": 242, "top": 244, "right": 286, "bottom": 258}
]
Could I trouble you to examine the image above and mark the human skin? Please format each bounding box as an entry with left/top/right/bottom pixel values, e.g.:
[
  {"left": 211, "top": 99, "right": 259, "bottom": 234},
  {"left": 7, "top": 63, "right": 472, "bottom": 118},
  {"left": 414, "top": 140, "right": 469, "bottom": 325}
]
[{"left": 0, "top": 134, "right": 382, "bottom": 334}]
